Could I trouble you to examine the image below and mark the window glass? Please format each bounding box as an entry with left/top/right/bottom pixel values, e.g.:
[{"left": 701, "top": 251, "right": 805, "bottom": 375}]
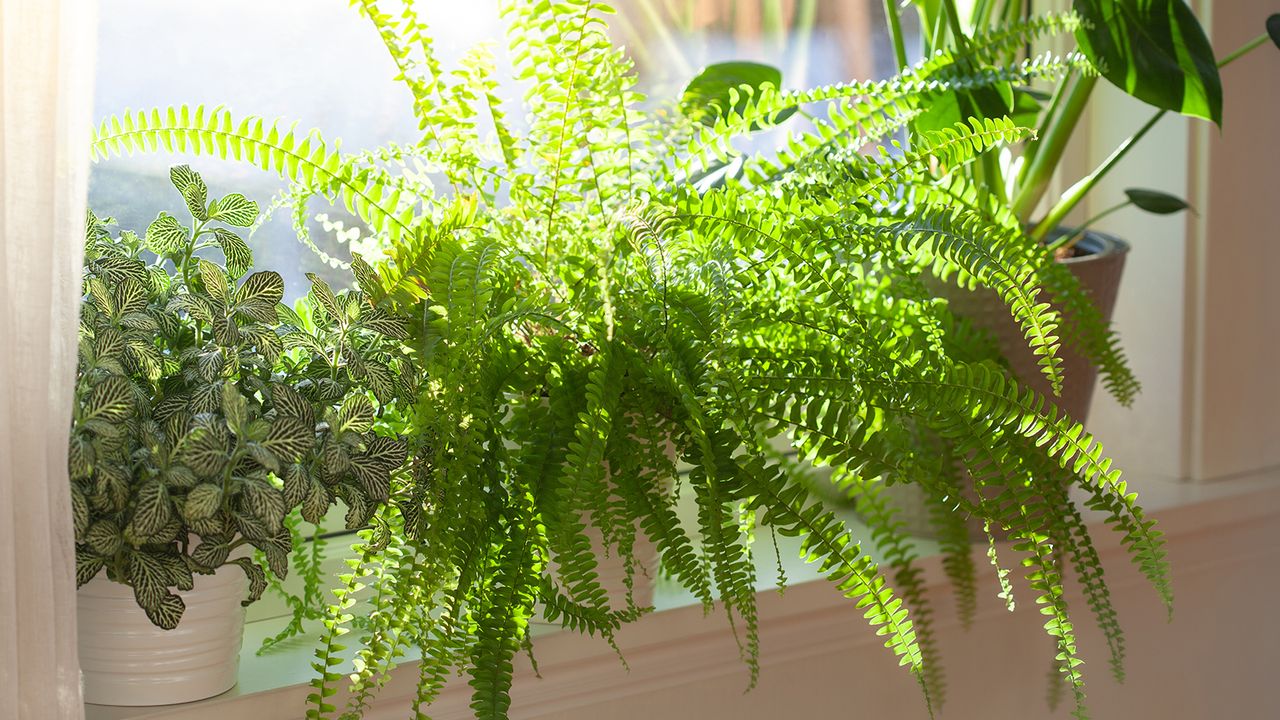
[{"left": 91, "top": 1, "right": 916, "bottom": 299}]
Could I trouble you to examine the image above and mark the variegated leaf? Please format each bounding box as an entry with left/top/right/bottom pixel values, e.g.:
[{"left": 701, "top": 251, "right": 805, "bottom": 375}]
[
  {"left": 131, "top": 480, "right": 173, "bottom": 538},
  {"left": 262, "top": 417, "right": 312, "bottom": 463},
  {"left": 253, "top": 529, "right": 292, "bottom": 580},
  {"left": 75, "top": 553, "right": 105, "bottom": 587},
  {"left": 213, "top": 228, "right": 253, "bottom": 278},
  {"left": 221, "top": 384, "right": 249, "bottom": 433},
  {"left": 71, "top": 485, "right": 90, "bottom": 539},
  {"left": 337, "top": 394, "right": 375, "bottom": 434},
  {"left": 208, "top": 193, "right": 259, "bottom": 227},
  {"left": 176, "top": 168, "right": 208, "bottom": 221},
  {"left": 144, "top": 212, "right": 188, "bottom": 255},
  {"left": 189, "top": 537, "right": 230, "bottom": 571},
  {"left": 85, "top": 376, "right": 133, "bottom": 424},
  {"left": 198, "top": 259, "right": 229, "bottom": 304},
  {"left": 160, "top": 553, "right": 194, "bottom": 592},
  {"left": 183, "top": 483, "right": 223, "bottom": 522},
  {"left": 233, "top": 272, "right": 284, "bottom": 323},
  {"left": 233, "top": 511, "right": 271, "bottom": 541},
  {"left": 305, "top": 273, "right": 342, "bottom": 322},
  {"left": 85, "top": 519, "right": 123, "bottom": 557},
  {"left": 240, "top": 477, "right": 286, "bottom": 535},
  {"left": 301, "top": 479, "right": 330, "bottom": 525},
  {"left": 169, "top": 164, "right": 200, "bottom": 195},
  {"left": 349, "top": 252, "right": 382, "bottom": 300},
  {"left": 144, "top": 592, "right": 185, "bottom": 630},
  {"left": 358, "top": 305, "right": 409, "bottom": 339},
  {"left": 128, "top": 551, "right": 169, "bottom": 609},
  {"left": 270, "top": 383, "right": 314, "bottom": 427},
  {"left": 231, "top": 557, "right": 267, "bottom": 605},
  {"left": 179, "top": 420, "right": 228, "bottom": 477}
]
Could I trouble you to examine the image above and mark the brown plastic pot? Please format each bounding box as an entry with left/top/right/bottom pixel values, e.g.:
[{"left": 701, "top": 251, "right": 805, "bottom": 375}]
[{"left": 873, "top": 231, "right": 1130, "bottom": 540}]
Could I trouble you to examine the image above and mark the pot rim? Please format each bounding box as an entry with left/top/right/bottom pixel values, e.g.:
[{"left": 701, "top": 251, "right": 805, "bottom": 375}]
[{"left": 1048, "top": 228, "right": 1131, "bottom": 265}]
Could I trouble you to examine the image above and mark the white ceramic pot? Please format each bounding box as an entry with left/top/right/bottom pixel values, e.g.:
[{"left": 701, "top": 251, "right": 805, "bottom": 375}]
[{"left": 78, "top": 563, "right": 248, "bottom": 706}]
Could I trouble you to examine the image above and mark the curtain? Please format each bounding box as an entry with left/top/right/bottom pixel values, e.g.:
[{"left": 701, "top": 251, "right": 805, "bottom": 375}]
[{"left": 0, "top": 0, "right": 98, "bottom": 717}]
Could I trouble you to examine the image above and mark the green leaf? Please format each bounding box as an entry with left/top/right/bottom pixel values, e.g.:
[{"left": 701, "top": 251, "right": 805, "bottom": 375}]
[
  {"left": 1124, "top": 188, "right": 1191, "bottom": 215},
  {"left": 231, "top": 557, "right": 268, "bottom": 605},
  {"left": 1074, "top": 0, "right": 1222, "bottom": 124},
  {"left": 305, "top": 272, "right": 342, "bottom": 321},
  {"left": 240, "top": 477, "right": 287, "bottom": 534},
  {"left": 263, "top": 417, "right": 313, "bottom": 463},
  {"left": 1268, "top": 14, "right": 1280, "bottom": 50},
  {"left": 84, "top": 376, "right": 133, "bottom": 424},
  {"left": 271, "top": 383, "right": 315, "bottom": 428},
  {"left": 337, "top": 394, "right": 375, "bottom": 434},
  {"left": 144, "top": 212, "right": 189, "bottom": 255},
  {"left": 132, "top": 480, "right": 173, "bottom": 538},
  {"left": 183, "top": 483, "right": 224, "bottom": 522},
  {"left": 190, "top": 538, "right": 231, "bottom": 571},
  {"left": 358, "top": 305, "right": 409, "bottom": 339},
  {"left": 75, "top": 553, "right": 105, "bottom": 587},
  {"left": 350, "top": 253, "right": 382, "bottom": 299},
  {"left": 85, "top": 519, "right": 123, "bottom": 557},
  {"left": 173, "top": 165, "right": 209, "bottom": 221},
  {"left": 681, "top": 61, "right": 795, "bottom": 128},
  {"left": 233, "top": 272, "right": 285, "bottom": 322},
  {"left": 222, "top": 384, "right": 250, "bottom": 434},
  {"left": 199, "top": 259, "right": 230, "bottom": 304},
  {"left": 214, "top": 228, "right": 253, "bottom": 278},
  {"left": 208, "top": 193, "right": 260, "bottom": 227},
  {"left": 144, "top": 592, "right": 186, "bottom": 630}
]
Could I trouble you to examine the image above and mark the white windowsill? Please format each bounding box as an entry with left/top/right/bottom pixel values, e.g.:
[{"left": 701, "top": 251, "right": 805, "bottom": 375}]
[{"left": 84, "top": 465, "right": 1280, "bottom": 720}]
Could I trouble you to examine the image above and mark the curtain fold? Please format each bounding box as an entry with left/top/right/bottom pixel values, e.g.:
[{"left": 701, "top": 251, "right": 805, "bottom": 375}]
[{"left": 0, "top": 1, "right": 98, "bottom": 717}]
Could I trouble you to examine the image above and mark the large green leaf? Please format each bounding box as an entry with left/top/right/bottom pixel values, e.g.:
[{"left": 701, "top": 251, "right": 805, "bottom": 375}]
[
  {"left": 1125, "top": 188, "right": 1191, "bottom": 214},
  {"left": 681, "top": 61, "right": 796, "bottom": 128},
  {"left": 1074, "top": 0, "right": 1221, "bottom": 124}
]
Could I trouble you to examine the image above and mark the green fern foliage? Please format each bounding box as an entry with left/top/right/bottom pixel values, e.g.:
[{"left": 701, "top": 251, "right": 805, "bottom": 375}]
[{"left": 85, "top": 3, "right": 1170, "bottom": 720}]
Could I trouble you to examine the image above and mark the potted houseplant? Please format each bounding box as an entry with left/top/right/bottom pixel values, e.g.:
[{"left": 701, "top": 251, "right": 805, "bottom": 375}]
[
  {"left": 85, "top": 1, "right": 1196, "bottom": 717},
  {"left": 71, "top": 168, "right": 407, "bottom": 705}
]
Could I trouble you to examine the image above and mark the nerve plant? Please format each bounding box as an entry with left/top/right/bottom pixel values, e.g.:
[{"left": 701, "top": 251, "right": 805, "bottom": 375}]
[
  {"left": 88, "top": 1, "right": 1180, "bottom": 718},
  {"left": 70, "top": 167, "right": 407, "bottom": 629}
]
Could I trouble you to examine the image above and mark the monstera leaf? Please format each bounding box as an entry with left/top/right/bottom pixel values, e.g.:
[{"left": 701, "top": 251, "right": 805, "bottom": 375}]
[
  {"left": 681, "top": 61, "right": 796, "bottom": 128},
  {"left": 1074, "top": 0, "right": 1222, "bottom": 124}
]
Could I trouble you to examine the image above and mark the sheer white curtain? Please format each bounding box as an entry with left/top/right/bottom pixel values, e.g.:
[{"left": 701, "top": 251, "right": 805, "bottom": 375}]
[{"left": 0, "top": 1, "right": 98, "bottom": 717}]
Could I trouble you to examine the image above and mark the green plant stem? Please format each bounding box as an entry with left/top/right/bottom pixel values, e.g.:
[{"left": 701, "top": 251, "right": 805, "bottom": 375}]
[
  {"left": 1046, "top": 200, "right": 1130, "bottom": 253},
  {"left": 1010, "top": 73, "right": 1097, "bottom": 223},
  {"left": 1030, "top": 110, "right": 1161, "bottom": 242},
  {"left": 1029, "top": 31, "right": 1272, "bottom": 242},
  {"left": 1016, "top": 69, "right": 1074, "bottom": 192},
  {"left": 882, "top": 0, "right": 909, "bottom": 70}
]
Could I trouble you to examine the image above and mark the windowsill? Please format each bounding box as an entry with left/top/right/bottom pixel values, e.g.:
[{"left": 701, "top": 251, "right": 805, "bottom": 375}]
[{"left": 84, "top": 465, "right": 1280, "bottom": 720}]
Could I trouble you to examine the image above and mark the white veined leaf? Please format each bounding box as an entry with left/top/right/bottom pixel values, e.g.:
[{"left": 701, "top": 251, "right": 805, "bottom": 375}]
[
  {"left": 208, "top": 193, "right": 259, "bottom": 227},
  {"left": 337, "top": 394, "right": 375, "bottom": 434},
  {"left": 240, "top": 477, "right": 286, "bottom": 535},
  {"left": 262, "top": 416, "right": 312, "bottom": 463},
  {"left": 230, "top": 557, "right": 267, "bottom": 605},
  {"left": 233, "top": 272, "right": 284, "bottom": 322},
  {"left": 213, "top": 228, "right": 253, "bottom": 277},
  {"left": 131, "top": 479, "right": 173, "bottom": 537},
  {"left": 183, "top": 483, "right": 224, "bottom": 523},
  {"left": 305, "top": 272, "right": 342, "bottom": 321},
  {"left": 84, "top": 376, "right": 133, "bottom": 424},
  {"left": 144, "top": 212, "right": 188, "bottom": 255},
  {"left": 198, "top": 258, "right": 229, "bottom": 304},
  {"left": 221, "top": 384, "right": 249, "bottom": 434}
]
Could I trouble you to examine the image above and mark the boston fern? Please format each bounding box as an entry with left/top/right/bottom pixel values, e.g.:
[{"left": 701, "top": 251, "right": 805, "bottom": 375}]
[
  {"left": 71, "top": 167, "right": 406, "bottom": 630},
  {"left": 87, "top": 2, "right": 1171, "bottom": 719}
]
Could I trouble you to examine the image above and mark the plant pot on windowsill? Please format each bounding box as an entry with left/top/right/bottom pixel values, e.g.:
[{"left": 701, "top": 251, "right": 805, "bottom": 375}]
[
  {"left": 78, "top": 563, "right": 248, "bottom": 706},
  {"left": 872, "top": 230, "right": 1129, "bottom": 540}
]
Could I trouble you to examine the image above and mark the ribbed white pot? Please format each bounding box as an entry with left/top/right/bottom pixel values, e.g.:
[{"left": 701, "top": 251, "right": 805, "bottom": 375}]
[{"left": 78, "top": 564, "right": 247, "bottom": 706}]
